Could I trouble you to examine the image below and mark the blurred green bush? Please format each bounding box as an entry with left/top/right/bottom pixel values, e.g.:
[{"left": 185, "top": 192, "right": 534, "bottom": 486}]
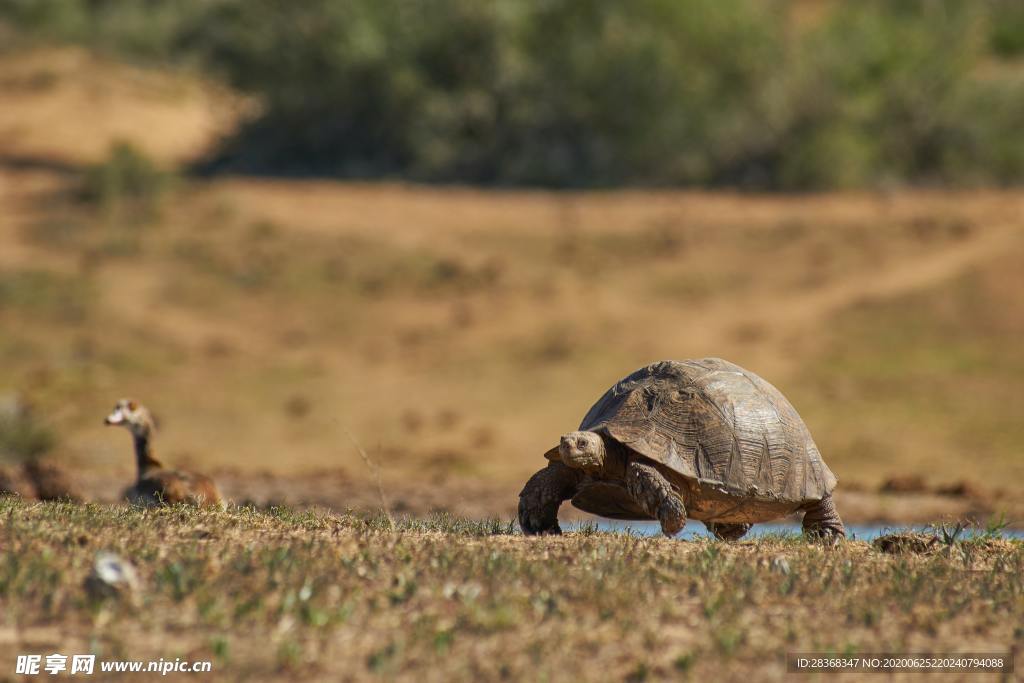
[
  {"left": 0, "top": 397, "right": 55, "bottom": 462},
  {"left": 80, "top": 141, "right": 172, "bottom": 219},
  {"left": 3, "top": 0, "right": 1023, "bottom": 189}
]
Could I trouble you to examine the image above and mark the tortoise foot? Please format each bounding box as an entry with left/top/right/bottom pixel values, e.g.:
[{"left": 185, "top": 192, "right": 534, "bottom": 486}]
[
  {"left": 626, "top": 461, "right": 687, "bottom": 537},
  {"left": 518, "top": 462, "right": 579, "bottom": 536},
  {"left": 801, "top": 493, "right": 845, "bottom": 543},
  {"left": 658, "top": 496, "right": 687, "bottom": 537}
]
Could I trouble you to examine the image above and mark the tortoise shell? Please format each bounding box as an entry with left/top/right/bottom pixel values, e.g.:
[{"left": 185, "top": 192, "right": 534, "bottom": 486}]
[{"left": 554, "top": 358, "right": 837, "bottom": 519}]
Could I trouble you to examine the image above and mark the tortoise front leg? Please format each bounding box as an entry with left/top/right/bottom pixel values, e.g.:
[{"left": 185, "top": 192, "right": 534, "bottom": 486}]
[
  {"left": 626, "top": 462, "right": 687, "bottom": 537},
  {"left": 518, "top": 462, "right": 582, "bottom": 535},
  {"left": 705, "top": 522, "right": 752, "bottom": 542},
  {"left": 801, "top": 493, "right": 846, "bottom": 541}
]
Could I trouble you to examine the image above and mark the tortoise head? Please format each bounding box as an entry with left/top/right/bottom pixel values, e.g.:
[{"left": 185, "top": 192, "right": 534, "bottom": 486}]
[
  {"left": 557, "top": 431, "right": 606, "bottom": 474},
  {"left": 104, "top": 399, "right": 155, "bottom": 439}
]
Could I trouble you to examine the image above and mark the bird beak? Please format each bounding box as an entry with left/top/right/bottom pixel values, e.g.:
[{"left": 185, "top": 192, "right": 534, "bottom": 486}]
[{"left": 104, "top": 412, "right": 124, "bottom": 426}]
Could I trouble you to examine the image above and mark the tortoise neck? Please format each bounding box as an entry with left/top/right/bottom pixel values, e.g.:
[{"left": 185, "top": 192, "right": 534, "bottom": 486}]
[{"left": 602, "top": 435, "right": 630, "bottom": 480}]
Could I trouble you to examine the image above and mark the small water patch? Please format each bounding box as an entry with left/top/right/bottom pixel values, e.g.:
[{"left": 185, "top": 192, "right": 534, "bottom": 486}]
[{"left": 585, "top": 520, "right": 1024, "bottom": 541}]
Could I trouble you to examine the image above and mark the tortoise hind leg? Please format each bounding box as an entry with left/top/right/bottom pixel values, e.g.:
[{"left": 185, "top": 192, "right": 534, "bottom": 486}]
[
  {"left": 518, "top": 462, "right": 582, "bottom": 535},
  {"left": 801, "top": 493, "right": 846, "bottom": 541},
  {"left": 625, "top": 462, "right": 687, "bottom": 537},
  {"left": 706, "top": 522, "right": 752, "bottom": 542}
]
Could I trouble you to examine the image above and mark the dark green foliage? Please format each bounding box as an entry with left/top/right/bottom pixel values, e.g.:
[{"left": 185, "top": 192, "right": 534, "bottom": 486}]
[
  {"left": 178, "top": 0, "right": 793, "bottom": 185},
  {"left": 776, "top": 1, "right": 1022, "bottom": 189},
  {"left": 0, "top": 0, "right": 201, "bottom": 59},
  {"left": 3, "top": 0, "right": 1024, "bottom": 188},
  {"left": 987, "top": 0, "right": 1024, "bottom": 57}
]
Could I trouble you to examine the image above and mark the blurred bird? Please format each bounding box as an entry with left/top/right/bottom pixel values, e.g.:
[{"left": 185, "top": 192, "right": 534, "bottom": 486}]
[{"left": 104, "top": 399, "right": 224, "bottom": 508}]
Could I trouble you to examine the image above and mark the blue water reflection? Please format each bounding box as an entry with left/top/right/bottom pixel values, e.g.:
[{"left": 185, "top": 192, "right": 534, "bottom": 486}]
[{"left": 585, "top": 520, "right": 1024, "bottom": 541}]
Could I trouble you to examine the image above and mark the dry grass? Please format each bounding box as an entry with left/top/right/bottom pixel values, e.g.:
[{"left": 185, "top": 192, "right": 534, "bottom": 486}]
[{"left": 0, "top": 498, "right": 1020, "bottom": 682}]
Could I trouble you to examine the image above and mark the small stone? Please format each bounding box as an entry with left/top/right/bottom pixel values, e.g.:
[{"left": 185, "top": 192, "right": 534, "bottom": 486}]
[{"left": 84, "top": 552, "right": 140, "bottom": 602}]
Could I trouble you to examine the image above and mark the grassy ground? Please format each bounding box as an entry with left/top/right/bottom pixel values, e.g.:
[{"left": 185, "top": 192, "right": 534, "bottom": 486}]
[{"left": 0, "top": 498, "right": 1021, "bottom": 682}]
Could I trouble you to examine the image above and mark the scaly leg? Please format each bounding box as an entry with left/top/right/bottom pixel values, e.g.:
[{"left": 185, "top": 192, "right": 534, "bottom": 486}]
[
  {"left": 625, "top": 461, "right": 687, "bottom": 537},
  {"left": 801, "top": 493, "right": 846, "bottom": 541},
  {"left": 518, "top": 462, "right": 582, "bottom": 535}
]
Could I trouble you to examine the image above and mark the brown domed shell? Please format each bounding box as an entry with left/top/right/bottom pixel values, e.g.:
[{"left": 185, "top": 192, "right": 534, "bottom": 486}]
[{"left": 572, "top": 358, "right": 836, "bottom": 504}]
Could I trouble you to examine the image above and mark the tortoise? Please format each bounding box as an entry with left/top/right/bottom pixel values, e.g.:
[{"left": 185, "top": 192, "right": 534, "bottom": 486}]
[{"left": 519, "top": 358, "right": 844, "bottom": 540}]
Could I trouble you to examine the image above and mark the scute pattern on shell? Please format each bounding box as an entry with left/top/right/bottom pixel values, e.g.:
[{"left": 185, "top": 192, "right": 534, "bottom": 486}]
[{"left": 578, "top": 358, "right": 837, "bottom": 503}]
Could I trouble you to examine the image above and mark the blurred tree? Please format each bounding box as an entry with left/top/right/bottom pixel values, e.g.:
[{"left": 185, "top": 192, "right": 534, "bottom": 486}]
[{"left": 2, "top": 0, "right": 1023, "bottom": 188}]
